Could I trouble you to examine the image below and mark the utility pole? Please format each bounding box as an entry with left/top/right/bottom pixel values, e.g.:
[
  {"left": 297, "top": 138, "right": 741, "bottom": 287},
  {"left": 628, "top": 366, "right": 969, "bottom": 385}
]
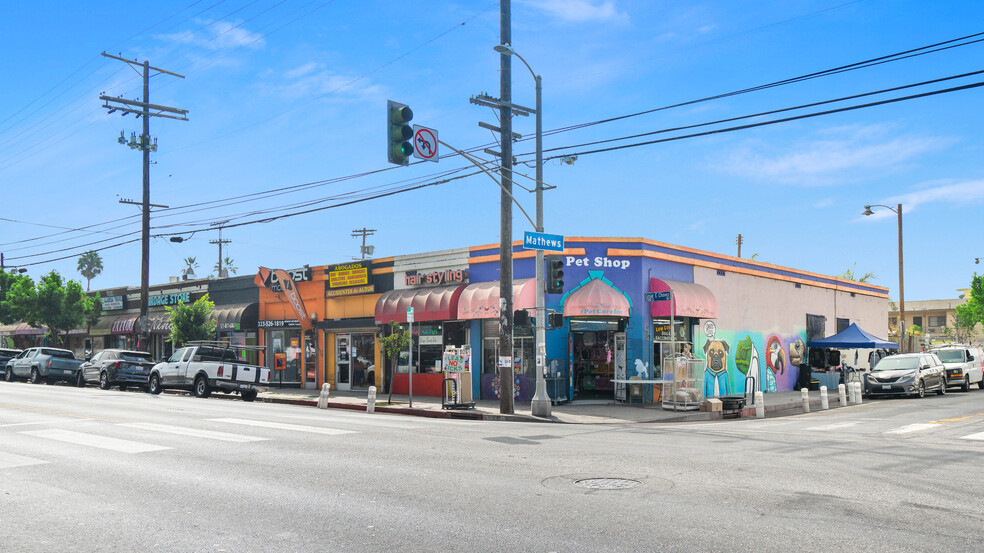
[
  {"left": 497, "top": 0, "right": 515, "bottom": 414},
  {"left": 100, "top": 53, "right": 187, "bottom": 348},
  {"left": 209, "top": 220, "right": 231, "bottom": 278},
  {"left": 351, "top": 228, "right": 377, "bottom": 260},
  {"left": 736, "top": 234, "right": 743, "bottom": 258}
]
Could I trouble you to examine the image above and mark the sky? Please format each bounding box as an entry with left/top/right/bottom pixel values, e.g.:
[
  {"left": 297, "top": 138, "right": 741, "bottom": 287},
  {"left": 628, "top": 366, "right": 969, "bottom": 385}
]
[{"left": 1, "top": 0, "right": 983, "bottom": 302}]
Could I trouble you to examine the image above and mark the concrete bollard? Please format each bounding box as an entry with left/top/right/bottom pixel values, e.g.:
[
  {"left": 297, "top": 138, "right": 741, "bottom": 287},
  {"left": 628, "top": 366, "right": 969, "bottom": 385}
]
[
  {"left": 367, "top": 386, "right": 377, "bottom": 414},
  {"left": 820, "top": 386, "right": 829, "bottom": 410},
  {"left": 838, "top": 383, "right": 847, "bottom": 406},
  {"left": 801, "top": 388, "right": 810, "bottom": 413},
  {"left": 855, "top": 382, "right": 863, "bottom": 404},
  {"left": 317, "top": 383, "right": 331, "bottom": 409},
  {"left": 755, "top": 391, "right": 765, "bottom": 419}
]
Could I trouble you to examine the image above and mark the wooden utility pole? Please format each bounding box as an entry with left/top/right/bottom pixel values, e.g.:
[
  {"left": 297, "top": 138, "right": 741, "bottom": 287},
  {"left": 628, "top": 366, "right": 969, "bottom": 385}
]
[
  {"left": 351, "top": 228, "right": 377, "bottom": 260},
  {"left": 100, "top": 53, "right": 187, "bottom": 348}
]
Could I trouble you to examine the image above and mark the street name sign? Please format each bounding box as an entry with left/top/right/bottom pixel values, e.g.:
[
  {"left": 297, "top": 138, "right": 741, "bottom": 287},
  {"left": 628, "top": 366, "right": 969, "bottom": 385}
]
[
  {"left": 645, "top": 291, "right": 672, "bottom": 302},
  {"left": 523, "top": 231, "right": 564, "bottom": 252}
]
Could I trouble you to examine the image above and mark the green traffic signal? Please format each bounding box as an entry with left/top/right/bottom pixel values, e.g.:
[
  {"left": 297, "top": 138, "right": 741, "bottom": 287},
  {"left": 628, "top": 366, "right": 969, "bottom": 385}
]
[{"left": 387, "top": 100, "right": 414, "bottom": 165}]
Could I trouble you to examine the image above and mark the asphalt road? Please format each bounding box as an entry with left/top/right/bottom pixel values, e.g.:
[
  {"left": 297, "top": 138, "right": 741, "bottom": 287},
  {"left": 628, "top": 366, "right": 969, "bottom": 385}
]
[{"left": 2, "top": 380, "right": 983, "bottom": 552}]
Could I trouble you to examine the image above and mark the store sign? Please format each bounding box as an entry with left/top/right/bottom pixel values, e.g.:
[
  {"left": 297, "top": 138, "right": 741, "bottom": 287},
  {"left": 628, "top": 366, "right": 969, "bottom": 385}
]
[
  {"left": 101, "top": 295, "right": 125, "bottom": 310},
  {"left": 419, "top": 335, "right": 443, "bottom": 345},
  {"left": 653, "top": 320, "right": 685, "bottom": 342},
  {"left": 148, "top": 292, "right": 191, "bottom": 307},
  {"left": 256, "top": 266, "right": 313, "bottom": 292},
  {"left": 328, "top": 262, "right": 369, "bottom": 288},
  {"left": 442, "top": 349, "right": 470, "bottom": 373},
  {"left": 404, "top": 268, "right": 468, "bottom": 287},
  {"left": 258, "top": 319, "right": 302, "bottom": 328},
  {"left": 325, "top": 284, "right": 375, "bottom": 298},
  {"left": 565, "top": 256, "right": 631, "bottom": 270}
]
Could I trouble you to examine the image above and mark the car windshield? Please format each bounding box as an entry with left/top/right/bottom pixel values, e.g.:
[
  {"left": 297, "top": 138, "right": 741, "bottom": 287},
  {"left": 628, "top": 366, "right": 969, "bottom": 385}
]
[
  {"left": 120, "top": 352, "right": 153, "bottom": 363},
  {"left": 933, "top": 350, "right": 965, "bottom": 363},
  {"left": 873, "top": 357, "right": 919, "bottom": 371},
  {"left": 41, "top": 348, "right": 75, "bottom": 360}
]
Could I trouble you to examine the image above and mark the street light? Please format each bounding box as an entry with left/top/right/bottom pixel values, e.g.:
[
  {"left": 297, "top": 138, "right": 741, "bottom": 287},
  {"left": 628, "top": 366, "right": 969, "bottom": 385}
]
[
  {"left": 495, "top": 43, "right": 551, "bottom": 417},
  {"left": 863, "top": 203, "right": 904, "bottom": 351}
]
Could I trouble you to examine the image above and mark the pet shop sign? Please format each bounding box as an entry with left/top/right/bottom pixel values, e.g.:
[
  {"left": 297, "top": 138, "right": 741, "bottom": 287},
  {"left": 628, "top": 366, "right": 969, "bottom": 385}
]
[{"left": 565, "top": 256, "right": 630, "bottom": 270}]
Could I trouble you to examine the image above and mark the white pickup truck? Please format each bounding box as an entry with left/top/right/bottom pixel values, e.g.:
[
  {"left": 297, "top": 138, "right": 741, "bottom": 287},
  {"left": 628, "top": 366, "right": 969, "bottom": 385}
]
[{"left": 147, "top": 344, "right": 270, "bottom": 401}]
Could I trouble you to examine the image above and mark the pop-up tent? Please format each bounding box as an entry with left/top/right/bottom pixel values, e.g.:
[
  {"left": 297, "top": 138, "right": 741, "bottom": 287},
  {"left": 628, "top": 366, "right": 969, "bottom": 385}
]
[{"left": 806, "top": 323, "right": 898, "bottom": 349}]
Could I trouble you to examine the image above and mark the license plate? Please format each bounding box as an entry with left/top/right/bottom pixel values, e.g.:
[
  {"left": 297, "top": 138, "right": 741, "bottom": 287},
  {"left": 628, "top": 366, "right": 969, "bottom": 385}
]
[
  {"left": 238, "top": 384, "right": 250, "bottom": 391},
  {"left": 882, "top": 385, "right": 891, "bottom": 390}
]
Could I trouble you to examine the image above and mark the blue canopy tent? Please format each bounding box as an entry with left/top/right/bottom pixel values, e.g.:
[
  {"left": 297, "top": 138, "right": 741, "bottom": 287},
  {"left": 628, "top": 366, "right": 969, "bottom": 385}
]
[{"left": 807, "top": 323, "right": 898, "bottom": 349}]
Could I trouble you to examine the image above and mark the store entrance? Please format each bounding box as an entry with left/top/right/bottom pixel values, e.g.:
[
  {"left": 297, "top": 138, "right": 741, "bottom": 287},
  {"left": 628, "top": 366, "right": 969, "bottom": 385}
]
[
  {"left": 570, "top": 319, "right": 626, "bottom": 402},
  {"left": 335, "top": 334, "right": 351, "bottom": 391}
]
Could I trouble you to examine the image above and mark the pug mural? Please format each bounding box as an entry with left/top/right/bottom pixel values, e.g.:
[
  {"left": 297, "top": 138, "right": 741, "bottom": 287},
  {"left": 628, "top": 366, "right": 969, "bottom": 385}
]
[{"left": 702, "top": 339, "right": 732, "bottom": 397}]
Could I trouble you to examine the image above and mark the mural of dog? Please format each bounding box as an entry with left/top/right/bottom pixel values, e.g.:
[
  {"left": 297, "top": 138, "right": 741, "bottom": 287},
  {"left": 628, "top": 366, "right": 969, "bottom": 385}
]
[{"left": 703, "top": 339, "right": 731, "bottom": 397}]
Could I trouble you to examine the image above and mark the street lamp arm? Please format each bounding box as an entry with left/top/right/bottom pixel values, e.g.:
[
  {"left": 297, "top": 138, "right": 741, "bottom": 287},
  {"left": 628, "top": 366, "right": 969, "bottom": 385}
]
[
  {"left": 438, "top": 139, "right": 537, "bottom": 230},
  {"left": 863, "top": 204, "right": 899, "bottom": 215}
]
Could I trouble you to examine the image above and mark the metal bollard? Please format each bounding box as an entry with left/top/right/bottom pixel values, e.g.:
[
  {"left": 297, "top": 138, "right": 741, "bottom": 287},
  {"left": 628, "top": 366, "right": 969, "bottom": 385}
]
[
  {"left": 755, "top": 391, "right": 765, "bottom": 419},
  {"left": 317, "top": 383, "right": 331, "bottom": 409},
  {"left": 367, "top": 386, "right": 377, "bottom": 414},
  {"left": 820, "top": 386, "right": 829, "bottom": 410},
  {"left": 838, "top": 383, "right": 847, "bottom": 406},
  {"left": 801, "top": 388, "right": 810, "bottom": 413}
]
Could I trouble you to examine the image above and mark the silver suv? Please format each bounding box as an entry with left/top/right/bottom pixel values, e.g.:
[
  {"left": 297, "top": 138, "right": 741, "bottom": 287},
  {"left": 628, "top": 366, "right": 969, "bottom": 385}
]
[{"left": 864, "top": 352, "right": 946, "bottom": 398}]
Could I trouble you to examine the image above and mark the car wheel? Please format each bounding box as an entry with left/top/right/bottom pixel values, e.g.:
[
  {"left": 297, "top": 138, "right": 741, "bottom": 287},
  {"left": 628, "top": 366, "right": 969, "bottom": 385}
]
[
  {"left": 75, "top": 371, "right": 85, "bottom": 388},
  {"left": 194, "top": 375, "right": 211, "bottom": 398},
  {"left": 961, "top": 378, "right": 970, "bottom": 392},
  {"left": 5, "top": 367, "right": 13, "bottom": 382},
  {"left": 119, "top": 384, "right": 127, "bottom": 392},
  {"left": 978, "top": 380, "right": 984, "bottom": 390},
  {"left": 99, "top": 372, "right": 111, "bottom": 390},
  {"left": 241, "top": 390, "right": 257, "bottom": 402},
  {"left": 30, "top": 368, "right": 42, "bottom": 384},
  {"left": 148, "top": 374, "right": 162, "bottom": 395},
  {"left": 916, "top": 381, "right": 925, "bottom": 398},
  {"left": 938, "top": 381, "right": 947, "bottom": 396}
]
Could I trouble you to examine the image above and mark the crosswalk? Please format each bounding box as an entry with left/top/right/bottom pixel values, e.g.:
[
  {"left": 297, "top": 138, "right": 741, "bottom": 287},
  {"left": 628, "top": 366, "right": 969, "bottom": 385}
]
[{"left": 0, "top": 413, "right": 370, "bottom": 471}]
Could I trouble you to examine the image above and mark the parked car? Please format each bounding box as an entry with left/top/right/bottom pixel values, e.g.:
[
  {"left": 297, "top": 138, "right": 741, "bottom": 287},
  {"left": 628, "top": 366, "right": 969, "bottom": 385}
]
[
  {"left": 0, "top": 348, "right": 22, "bottom": 371},
  {"left": 148, "top": 343, "right": 269, "bottom": 401},
  {"left": 5, "top": 347, "right": 85, "bottom": 384},
  {"left": 80, "top": 349, "right": 156, "bottom": 391},
  {"left": 929, "top": 345, "right": 984, "bottom": 392},
  {"left": 864, "top": 352, "right": 947, "bottom": 398}
]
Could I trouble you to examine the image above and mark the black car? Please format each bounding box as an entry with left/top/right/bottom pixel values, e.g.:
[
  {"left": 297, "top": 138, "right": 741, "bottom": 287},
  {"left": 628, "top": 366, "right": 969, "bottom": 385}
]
[{"left": 80, "top": 349, "right": 156, "bottom": 391}]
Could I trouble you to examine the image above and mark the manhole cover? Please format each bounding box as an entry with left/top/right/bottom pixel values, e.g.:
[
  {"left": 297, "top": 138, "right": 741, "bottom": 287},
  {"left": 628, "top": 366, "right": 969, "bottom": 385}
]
[{"left": 574, "top": 478, "right": 642, "bottom": 490}]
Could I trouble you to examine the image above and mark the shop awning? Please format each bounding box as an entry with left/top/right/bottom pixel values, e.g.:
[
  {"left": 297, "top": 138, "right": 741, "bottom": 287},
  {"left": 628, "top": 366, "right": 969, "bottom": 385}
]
[
  {"left": 457, "top": 279, "right": 536, "bottom": 320},
  {"left": 374, "top": 284, "right": 467, "bottom": 324},
  {"left": 649, "top": 278, "right": 718, "bottom": 319},
  {"left": 14, "top": 323, "right": 45, "bottom": 336},
  {"left": 111, "top": 316, "right": 138, "bottom": 334},
  {"left": 563, "top": 278, "right": 631, "bottom": 318},
  {"left": 88, "top": 316, "right": 116, "bottom": 337},
  {"left": 0, "top": 322, "right": 19, "bottom": 336},
  {"left": 211, "top": 303, "right": 258, "bottom": 331},
  {"left": 149, "top": 315, "right": 172, "bottom": 335}
]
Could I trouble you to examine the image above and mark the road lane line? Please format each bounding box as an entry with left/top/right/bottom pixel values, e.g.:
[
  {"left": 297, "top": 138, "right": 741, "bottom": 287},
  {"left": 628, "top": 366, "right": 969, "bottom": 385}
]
[
  {"left": 20, "top": 429, "right": 171, "bottom": 453},
  {"left": 807, "top": 422, "right": 861, "bottom": 431},
  {"left": 959, "top": 432, "right": 984, "bottom": 441},
  {"left": 118, "top": 422, "right": 269, "bottom": 443},
  {"left": 0, "top": 451, "right": 49, "bottom": 469},
  {"left": 209, "top": 418, "right": 356, "bottom": 436},
  {"left": 884, "top": 423, "right": 938, "bottom": 435}
]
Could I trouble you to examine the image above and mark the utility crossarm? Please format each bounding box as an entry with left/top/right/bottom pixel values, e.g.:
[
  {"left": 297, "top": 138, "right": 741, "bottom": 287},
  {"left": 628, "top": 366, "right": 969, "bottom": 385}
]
[
  {"left": 469, "top": 94, "right": 532, "bottom": 117},
  {"left": 101, "top": 52, "right": 185, "bottom": 78},
  {"left": 478, "top": 121, "right": 522, "bottom": 140},
  {"left": 99, "top": 96, "right": 189, "bottom": 118}
]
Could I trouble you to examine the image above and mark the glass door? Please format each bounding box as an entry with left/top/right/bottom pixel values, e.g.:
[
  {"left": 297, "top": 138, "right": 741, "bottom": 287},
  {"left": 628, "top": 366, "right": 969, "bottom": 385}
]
[
  {"left": 335, "top": 334, "right": 351, "bottom": 391},
  {"left": 614, "top": 332, "right": 627, "bottom": 401}
]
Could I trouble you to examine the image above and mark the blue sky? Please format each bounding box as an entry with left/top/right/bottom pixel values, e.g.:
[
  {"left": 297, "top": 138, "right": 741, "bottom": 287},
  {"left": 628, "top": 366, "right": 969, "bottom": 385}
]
[{"left": 1, "top": 1, "right": 982, "bottom": 302}]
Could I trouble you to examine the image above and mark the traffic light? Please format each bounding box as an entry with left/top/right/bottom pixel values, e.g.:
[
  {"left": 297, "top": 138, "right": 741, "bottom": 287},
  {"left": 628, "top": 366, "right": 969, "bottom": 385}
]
[
  {"left": 387, "top": 100, "right": 414, "bottom": 166},
  {"left": 546, "top": 257, "right": 564, "bottom": 294},
  {"left": 514, "top": 309, "right": 530, "bottom": 327},
  {"left": 548, "top": 312, "right": 564, "bottom": 329}
]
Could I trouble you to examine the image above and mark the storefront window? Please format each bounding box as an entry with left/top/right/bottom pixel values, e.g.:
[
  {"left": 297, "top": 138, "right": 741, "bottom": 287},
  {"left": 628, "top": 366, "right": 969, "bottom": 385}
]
[
  {"left": 350, "top": 333, "right": 375, "bottom": 388},
  {"left": 268, "top": 329, "right": 302, "bottom": 385},
  {"left": 652, "top": 318, "right": 693, "bottom": 377},
  {"left": 571, "top": 319, "right": 621, "bottom": 399}
]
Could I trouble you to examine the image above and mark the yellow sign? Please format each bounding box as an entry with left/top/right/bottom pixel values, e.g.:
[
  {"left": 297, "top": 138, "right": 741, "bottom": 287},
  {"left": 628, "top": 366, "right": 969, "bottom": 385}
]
[{"left": 328, "top": 262, "right": 369, "bottom": 288}]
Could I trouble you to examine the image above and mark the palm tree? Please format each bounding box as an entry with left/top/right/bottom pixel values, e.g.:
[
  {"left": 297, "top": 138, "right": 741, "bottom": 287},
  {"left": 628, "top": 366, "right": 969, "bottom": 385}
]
[
  {"left": 77, "top": 251, "right": 103, "bottom": 291},
  {"left": 183, "top": 257, "right": 199, "bottom": 277},
  {"left": 213, "top": 257, "right": 238, "bottom": 277}
]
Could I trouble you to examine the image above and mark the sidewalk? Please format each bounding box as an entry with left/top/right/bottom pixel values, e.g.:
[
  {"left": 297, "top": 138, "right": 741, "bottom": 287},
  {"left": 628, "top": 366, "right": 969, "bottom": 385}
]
[{"left": 242, "top": 385, "right": 858, "bottom": 424}]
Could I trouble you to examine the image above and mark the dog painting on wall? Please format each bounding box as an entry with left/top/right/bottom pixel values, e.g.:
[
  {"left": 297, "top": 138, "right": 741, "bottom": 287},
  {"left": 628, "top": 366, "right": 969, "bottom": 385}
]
[{"left": 703, "top": 339, "right": 731, "bottom": 397}]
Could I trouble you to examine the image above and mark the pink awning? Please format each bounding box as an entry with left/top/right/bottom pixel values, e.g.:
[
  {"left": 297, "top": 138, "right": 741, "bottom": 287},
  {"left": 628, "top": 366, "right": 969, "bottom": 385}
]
[
  {"left": 457, "top": 279, "right": 536, "bottom": 320},
  {"left": 563, "top": 279, "right": 630, "bottom": 318},
  {"left": 112, "top": 316, "right": 138, "bottom": 334},
  {"left": 649, "top": 278, "right": 718, "bottom": 318},
  {"left": 374, "top": 284, "right": 467, "bottom": 324}
]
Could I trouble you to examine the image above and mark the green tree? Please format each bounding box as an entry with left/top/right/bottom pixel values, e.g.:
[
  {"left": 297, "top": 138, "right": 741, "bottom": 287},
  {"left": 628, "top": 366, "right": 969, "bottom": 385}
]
[
  {"left": 0, "top": 271, "right": 33, "bottom": 324},
  {"left": 166, "top": 293, "right": 216, "bottom": 346},
  {"left": 213, "top": 257, "right": 238, "bottom": 277},
  {"left": 183, "top": 257, "right": 199, "bottom": 277},
  {"left": 2, "top": 271, "right": 100, "bottom": 346},
  {"left": 76, "top": 251, "right": 104, "bottom": 291},
  {"left": 839, "top": 263, "right": 877, "bottom": 283},
  {"left": 955, "top": 273, "right": 984, "bottom": 333},
  {"left": 378, "top": 321, "right": 409, "bottom": 403}
]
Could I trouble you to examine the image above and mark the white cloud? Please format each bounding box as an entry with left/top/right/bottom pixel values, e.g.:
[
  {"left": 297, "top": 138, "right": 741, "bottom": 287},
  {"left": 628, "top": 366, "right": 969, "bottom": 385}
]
[
  {"left": 266, "top": 68, "right": 383, "bottom": 101},
  {"left": 522, "top": 0, "right": 629, "bottom": 23},
  {"left": 156, "top": 20, "right": 265, "bottom": 51},
  {"left": 718, "top": 125, "right": 953, "bottom": 185}
]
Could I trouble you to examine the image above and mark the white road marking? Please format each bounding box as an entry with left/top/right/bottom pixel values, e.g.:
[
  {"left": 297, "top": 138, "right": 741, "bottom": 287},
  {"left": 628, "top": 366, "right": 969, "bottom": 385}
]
[
  {"left": 0, "top": 419, "right": 86, "bottom": 428},
  {"left": 20, "top": 429, "right": 171, "bottom": 453},
  {"left": 959, "top": 432, "right": 984, "bottom": 441},
  {"left": 884, "top": 423, "right": 938, "bottom": 435},
  {"left": 0, "top": 451, "right": 48, "bottom": 469},
  {"left": 118, "top": 422, "right": 269, "bottom": 443},
  {"left": 807, "top": 422, "right": 862, "bottom": 431},
  {"left": 209, "top": 418, "right": 356, "bottom": 436}
]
